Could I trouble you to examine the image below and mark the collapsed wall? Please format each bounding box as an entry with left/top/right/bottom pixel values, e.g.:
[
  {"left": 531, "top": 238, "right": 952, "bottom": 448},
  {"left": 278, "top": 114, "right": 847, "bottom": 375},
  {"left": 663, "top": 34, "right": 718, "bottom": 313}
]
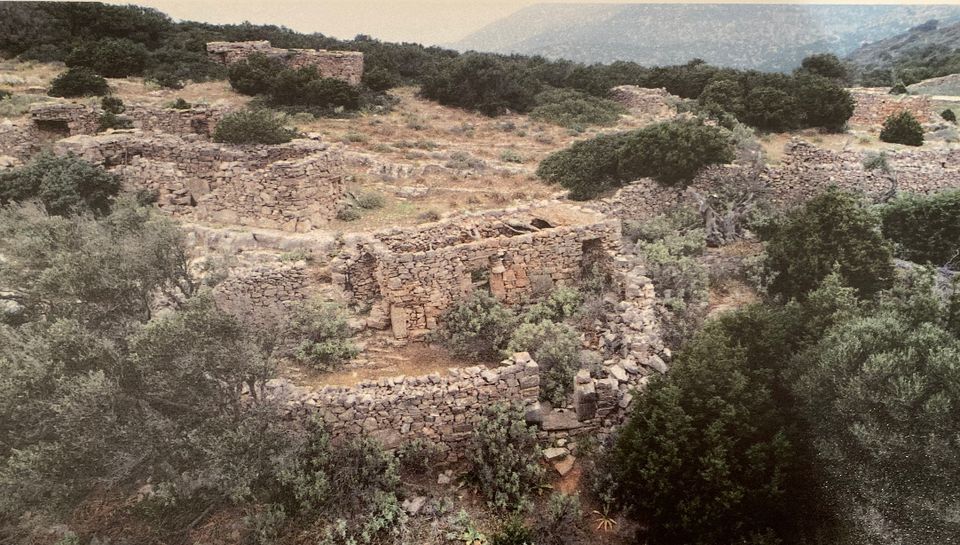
[
  {"left": 28, "top": 102, "right": 227, "bottom": 138},
  {"left": 206, "top": 40, "right": 364, "bottom": 86},
  {"left": 333, "top": 203, "right": 622, "bottom": 339},
  {"left": 54, "top": 131, "right": 346, "bottom": 232},
  {"left": 213, "top": 261, "right": 312, "bottom": 320},
  {"left": 594, "top": 139, "right": 960, "bottom": 224},
  {"left": 609, "top": 86, "right": 679, "bottom": 119},
  {"left": 849, "top": 88, "right": 934, "bottom": 127}
]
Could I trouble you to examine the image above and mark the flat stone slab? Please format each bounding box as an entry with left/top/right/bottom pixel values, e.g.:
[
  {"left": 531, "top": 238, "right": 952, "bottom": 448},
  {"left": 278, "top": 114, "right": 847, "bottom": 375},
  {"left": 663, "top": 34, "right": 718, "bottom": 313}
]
[{"left": 540, "top": 410, "right": 582, "bottom": 431}]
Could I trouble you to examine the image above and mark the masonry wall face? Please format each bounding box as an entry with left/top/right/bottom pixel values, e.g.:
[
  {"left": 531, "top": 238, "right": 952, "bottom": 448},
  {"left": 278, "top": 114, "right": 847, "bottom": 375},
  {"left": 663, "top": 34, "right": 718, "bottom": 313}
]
[
  {"left": 206, "top": 40, "right": 364, "bottom": 85},
  {"left": 849, "top": 89, "right": 934, "bottom": 126},
  {"left": 54, "top": 132, "right": 346, "bottom": 232},
  {"left": 335, "top": 206, "right": 621, "bottom": 339}
]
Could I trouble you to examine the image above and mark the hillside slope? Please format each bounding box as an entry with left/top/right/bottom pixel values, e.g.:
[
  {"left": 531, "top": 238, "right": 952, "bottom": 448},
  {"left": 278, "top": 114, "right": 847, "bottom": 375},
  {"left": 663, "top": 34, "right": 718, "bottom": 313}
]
[
  {"left": 452, "top": 3, "right": 960, "bottom": 71},
  {"left": 847, "top": 19, "right": 960, "bottom": 73}
]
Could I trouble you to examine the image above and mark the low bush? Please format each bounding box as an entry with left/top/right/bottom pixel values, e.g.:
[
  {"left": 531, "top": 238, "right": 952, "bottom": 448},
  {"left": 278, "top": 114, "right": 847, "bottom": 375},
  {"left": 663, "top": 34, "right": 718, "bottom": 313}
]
[
  {"left": 0, "top": 152, "right": 121, "bottom": 216},
  {"left": 362, "top": 66, "right": 401, "bottom": 92},
  {"left": 336, "top": 206, "right": 362, "bottom": 221},
  {"left": 286, "top": 300, "right": 358, "bottom": 371},
  {"left": 764, "top": 187, "right": 894, "bottom": 300},
  {"left": 228, "top": 54, "right": 361, "bottom": 114},
  {"left": 499, "top": 149, "right": 524, "bottom": 163},
  {"left": 880, "top": 111, "right": 924, "bottom": 146},
  {"left": 492, "top": 517, "right": 535, "bottom": 545},
  {"left": 436, "top": 291, "right": 517, "bottom": 361},
  {"left": 942, "top": 109, "right": 957, "bottom": 123},
  {"left": 881, "top": 190, "right": 960, "bottom": 267},
  {"left": 355, "top": 190, "right": 386, "bottom": 210},
  {"left": 212, "top": 109, "right": 297, "bottom": 145},
  {"left": 537, "top": 120, "right": 733, "bottom": 200},
  {"left": 97, "top": 96, "right": 132, "bottom": 132},
  {"left": 48, "top": 67, "right": 109, "bottom": 97},
  {"left": 466, "top": 403, "right": 544, "bottom": 511},
  {"left": 535, "top": 493, "right": 583, "bottom": 545},
  {"left": 275, "top": 420, "right": 406, "bottom": 543},
  {"left": 65, "top": 38, "right": 148, "bottom": 78},
  {"left": 420, "top": 53, "right": 543, "bottom": 116},
  {"left": 169, "top": 97, "right": 191, "bottom": 110},
  {"left": 506, "top": 320, "right": 580, "bottom": 405},
  {"left": 522, "top": 287, "right": 584, "bottom": 324},
  {"left": 529, "top": 88, "right": 625, "bottom": 128}
]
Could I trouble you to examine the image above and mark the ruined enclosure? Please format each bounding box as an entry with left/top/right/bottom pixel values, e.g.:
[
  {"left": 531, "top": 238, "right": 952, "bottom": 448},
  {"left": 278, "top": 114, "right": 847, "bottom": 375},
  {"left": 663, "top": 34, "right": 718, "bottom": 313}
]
[
  {"left": 334, "top": 204, "right": 622, "bottom": 339},
  {"left": 54, "top": 131, "right": 346, "bottom": 232},
  {"left": 849, "top": 88, "right": 934, "bottom": 126},
  {"left": 206, "top": 40, "right": 365, "bottom": 85},
  {"left": 29, "top": 102, "right": 227, "bottom": 138}
]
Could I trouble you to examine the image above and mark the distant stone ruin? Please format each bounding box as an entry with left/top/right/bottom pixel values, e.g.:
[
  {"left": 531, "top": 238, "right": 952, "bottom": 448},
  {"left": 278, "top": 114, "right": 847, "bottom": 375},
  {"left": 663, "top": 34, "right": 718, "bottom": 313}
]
[
  {"left": 609, "top": 85, "right": 679, "bottom": 119},
  {"left": 594, "top": 139, "right": 960, "bottom": 224},
  {"left": 334, "top": 204, "right": 622, "bottom": 340},
  {"left": 54, "top": 131, "right": 346, "bottom": 232},
  {"left": 206, "top": 40, "right": 364, "bottom": 85},
  {"left": 849, "top": 88, "right": 934, "bottom": 126},
  {"left": 29, "top": 102, "right": 227, "bottom": 138}
]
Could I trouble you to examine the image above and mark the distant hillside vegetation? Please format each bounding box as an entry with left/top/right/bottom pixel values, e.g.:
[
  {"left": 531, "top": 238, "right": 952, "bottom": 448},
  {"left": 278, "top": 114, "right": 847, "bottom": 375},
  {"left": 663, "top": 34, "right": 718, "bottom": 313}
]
[
  {"left": 452, "top": 4, "right": 960, "bottom": 72},
  {"left": 846, "top": 20, "right": 960, "bottom": 87}
]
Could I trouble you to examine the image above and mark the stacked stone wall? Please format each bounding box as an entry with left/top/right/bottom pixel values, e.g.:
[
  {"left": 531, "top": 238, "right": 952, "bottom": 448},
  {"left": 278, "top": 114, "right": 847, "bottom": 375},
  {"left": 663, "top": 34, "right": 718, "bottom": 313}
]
[
  {"left": 29, "top": 102, "right": 226, "bottom": 138},
  {"left": 334, "top": 205, "right": 621, "bottom": 339},
  {"left": 849, "top": 88, "right": 934, "bottom": 126},
  {"left": 54, "top": 132, "right": 345, "bottom": 232},
  {"left": 609, "top": 86, "right": 678, "bottom": 119},
  {"left": 214, "top": 262, "right": 310, "bottom": 319},
  {"left": 206, "top": 40, "right": 364, "bottom": 85},
  {"left": 594, "top": 140, "right": 960, "bottom": 224}
]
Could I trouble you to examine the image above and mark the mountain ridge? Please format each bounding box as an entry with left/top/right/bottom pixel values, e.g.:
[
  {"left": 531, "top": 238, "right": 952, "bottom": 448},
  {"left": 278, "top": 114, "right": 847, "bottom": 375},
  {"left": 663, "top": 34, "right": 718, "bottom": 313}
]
[{"left": 452, "top": 3, "right": 960, "bottom": 71}]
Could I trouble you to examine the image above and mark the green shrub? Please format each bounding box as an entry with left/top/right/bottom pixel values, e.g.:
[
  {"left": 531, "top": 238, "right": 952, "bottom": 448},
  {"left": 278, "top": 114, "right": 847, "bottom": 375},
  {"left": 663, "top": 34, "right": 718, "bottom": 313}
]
[
  {"left": 793, "top": 74, "right": 855, "bottom": 132},
  {"left": 492, "top": 517, "right": 535, "bottom": 545},
  {"left": 212, "top": 109, "right": 297, "bottom": 145},
  {"left": 97, "top": 96, "right": 131, "bottom": 131},
  {"left": 169, "top": 97, "right": 191, "bottom": 110},
  {"left": 862, "top": 151, "right": 890, "bottom": 173},
  {"left": 698, "top": 79, "right": 746, "bottom": 118},
  {"left": 0, "top": 89, "right": 11, "bottom": 100},
  {"left": 420, "top": 53, "right": 543, "bottom": 116},
  {"left": 881, "top": 190, "right": 960, "bottom": 266},
  {"left": 522, "top": 287, "right": 584, "bottom": 324},
  {"left": 275, "top": 420, "right": 406, "bottom": 542},
  {"left": 355, "top": 190, "right": 386, "bottom": 210},
  {"left": 499, "top": 149, "right": 524, "bottom": 163},
  {"left": 286, "top": 300, "right": 358, "bottom": 371},
  {"left": 467, "top": 403, "right": 544, "bottom": 512},
  {"left": 617, "top": 119, "right": 734, "bottom": 187},
  {"left": 880, "top": 111, "right": 924, "bottom": 146},
  {"left": 48, "top": 67, "right": 109, "bottom": 97},
  {"left": 336, "top": 206, "right": 362, "bottom": 221},
  {"left": 763, "top": 187, "right": 894, "bottom": 300},
  {"left": 889, "top": 82, "right": 908, "bottom": 95},
  {"left": 65, "top": 38, "right": 148, "bottom": 78},
  {"left": 608, "top": 306, "right": 821, "bottom": 544},
  {"left": 535, "top": 132, "right": 630, "bottom": 200},
  {"left": 0, "top": 152, "right": 121, "bottom": 216},
  {"left": 535, "top": 493, "right": 583, "bottom": 545},
  {"left": 942, "top": 109, "right": 957, "bottom": 123},
  {"left": 537, "top": 120, "right": 733, "bottom": 200},
  {"left": 506, "top": 320, "right": 580, "bottom": 405},
  {"left": 742, "top": 86, "right": 798, "bottom": 132},
  {"left": 799, "top": 53, "right": 848, "bottom": 81},
  {"left": 228, "top": 54, "right": 361, "bottom": 114},
  {"left": 396, "top": 438, "right": 441, "bottom": 475},
  {"left": 437, "top": 291, "right": 517, "bottom": 361},
  {"left": 794, "top": 309, "right": 960, "bottom": 544},
  {"left": 529, "top": 88, "right": 625, "bottom": 128},
  {"left": 228, "top": 53, "right": 283, "bottom": 96},
  {"left": 362, "top": 66, "right": 401, "bottom": 92}
]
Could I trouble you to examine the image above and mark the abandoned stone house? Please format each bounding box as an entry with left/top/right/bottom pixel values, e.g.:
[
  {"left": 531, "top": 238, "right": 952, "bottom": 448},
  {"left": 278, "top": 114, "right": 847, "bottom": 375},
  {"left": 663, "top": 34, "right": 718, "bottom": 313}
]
[
  {"left": 848, "top": 88, "right": 934, "bottom": 126},
  {"left": 206, "top": 40, "right": 364, "bottom": 86},
  {"left": 333, "top": 204, "right": 622, "bottom": 340},
  {"left": 52, "top": 130, "right": 345, "bottom": 232}
]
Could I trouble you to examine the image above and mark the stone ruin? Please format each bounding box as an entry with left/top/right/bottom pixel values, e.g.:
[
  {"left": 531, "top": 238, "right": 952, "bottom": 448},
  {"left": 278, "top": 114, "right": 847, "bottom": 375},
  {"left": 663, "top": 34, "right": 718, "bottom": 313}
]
[
  {"left": 0, "top": 101, "right": 228, "bottom": 161},
  {"left": 609, "top": 85, "right": 679, "bottom": 119},
  {"left": 206, "top": 40, "right": 364, "bottom": 86},
  {"left": 54, "top": 131, "right": 346, "bottom": 232},
  {"left": 849, "top": 88, "right": 934, "bottom": 127},
  {"left": 333, "top": 203, "right": 622, "bottom": 340},
  {"left": 593, "top": 139, "right": 960, "bottom": 224}
]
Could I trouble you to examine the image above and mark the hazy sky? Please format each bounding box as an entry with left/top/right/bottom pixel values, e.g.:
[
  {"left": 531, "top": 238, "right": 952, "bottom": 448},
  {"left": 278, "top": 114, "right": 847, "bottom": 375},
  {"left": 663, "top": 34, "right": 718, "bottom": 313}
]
[{"left": 104, "top": 0, "right": 958, "bottom": 45}]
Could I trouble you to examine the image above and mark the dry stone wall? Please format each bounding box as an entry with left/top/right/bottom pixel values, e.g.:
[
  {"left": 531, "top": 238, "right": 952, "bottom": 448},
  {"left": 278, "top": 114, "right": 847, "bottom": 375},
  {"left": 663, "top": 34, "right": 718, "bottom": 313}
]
[
  {"left": 333, "top": 204, "right": 621, "bottom": 339},
  {"left": 609, "top": 86, "right": 678, "bottom": 119},
  {"left": 54, "top": 132, "right": 345, "bottom": 232},
  {"left": 28, "top": 102, "right": 226, "bottom": 137},
  {"left": 206, "top": 40, "right": 364, "bottom": 85},
  {"left": 214, "top": 262, "right": 311, "bottom": 319},
  {"left": 594, "top": 140, "right": 960, "bottom": 224},
  {"left": 850, "top": 88, "right": 934, "bottom": 126}
]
